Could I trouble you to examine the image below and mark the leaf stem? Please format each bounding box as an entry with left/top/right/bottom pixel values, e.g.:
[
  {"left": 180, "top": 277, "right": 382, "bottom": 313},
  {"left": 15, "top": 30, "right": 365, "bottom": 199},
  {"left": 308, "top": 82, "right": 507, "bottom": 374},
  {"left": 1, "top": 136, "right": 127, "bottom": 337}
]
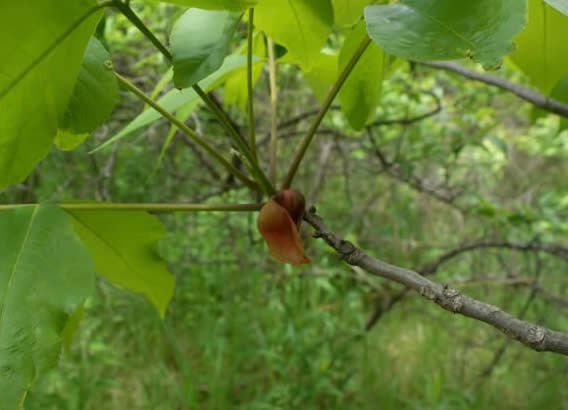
[
  {"left": 0, "top": 203, "right": 263, "bottom": 212},
  {"left": 267, "top": 37, "right": 278, "bottom": 186},
  {"left": 112, "top": 0, "right": 173, "bottom": 62},
  {"left": 247, "top": 8, "right": 257, "bottom": 161},
  {"left": 115, "top": 73, "right": 260, "bottom": 192},
  {"left": 113, "top": 1, "right": 275, "bottom": 195},
  {"left": 282, "top": 37, "right": 371, "bottom": 189},
  {"left": 194, "top": 81, "right": 274, "bottom": 194}
]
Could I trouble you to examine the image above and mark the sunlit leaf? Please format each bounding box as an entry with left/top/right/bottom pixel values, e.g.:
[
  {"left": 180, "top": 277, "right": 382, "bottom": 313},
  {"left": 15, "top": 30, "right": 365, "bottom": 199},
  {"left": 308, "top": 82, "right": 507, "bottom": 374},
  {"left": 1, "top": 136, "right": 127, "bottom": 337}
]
[
  {"left": 0, "top": 0, "right": 102, "bottom": 190},
  {"left": 339, "top": 21, "right": 386, "bottom": 130},
  {"left": 303, "top": 52, "right": 338, "bottom": 105},
  {"left": 255, "top": 0, "right": 334, "bottom": 70},
  {"left": 332, "top": 0, "right": 376, "bottom": 27},
  {"left": 224, "top": 32, "right": 266, "bottom": 112},
  {"left": 510, "top": 0, "right": 568, "bottom": 95},
  {"left": 65, "top": 208, "right": 175, "bottom": 317},
  {"left": 0, "top": 205, "right": 95, "bottom": 408}
]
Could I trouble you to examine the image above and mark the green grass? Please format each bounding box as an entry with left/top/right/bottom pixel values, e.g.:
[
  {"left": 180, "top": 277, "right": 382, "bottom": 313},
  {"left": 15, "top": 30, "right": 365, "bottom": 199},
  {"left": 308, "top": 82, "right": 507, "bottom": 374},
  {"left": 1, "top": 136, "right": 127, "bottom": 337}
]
[{"left": 23, "top": 209, "right": 568, "bottom": 409}]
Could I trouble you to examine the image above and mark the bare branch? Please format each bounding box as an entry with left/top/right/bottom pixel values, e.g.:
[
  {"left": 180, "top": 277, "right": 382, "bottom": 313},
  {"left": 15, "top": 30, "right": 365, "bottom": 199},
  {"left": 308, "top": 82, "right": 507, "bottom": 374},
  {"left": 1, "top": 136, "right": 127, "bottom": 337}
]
[
  {"left": 304, "top": 207, "right": 568, "bottom": 356},
  {"left": 368, "top": 90, "right": 442, "bottom": 127},
  {"left": 416, "top": 61, "right": 568, "bottom": 118}
]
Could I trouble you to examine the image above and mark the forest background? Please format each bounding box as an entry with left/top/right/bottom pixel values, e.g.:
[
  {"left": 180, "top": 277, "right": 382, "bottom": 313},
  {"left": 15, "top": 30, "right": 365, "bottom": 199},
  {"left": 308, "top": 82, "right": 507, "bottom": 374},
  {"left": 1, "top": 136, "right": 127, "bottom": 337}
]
[{"left": 2, "top": 1, "right": 568, "bottom": 409}]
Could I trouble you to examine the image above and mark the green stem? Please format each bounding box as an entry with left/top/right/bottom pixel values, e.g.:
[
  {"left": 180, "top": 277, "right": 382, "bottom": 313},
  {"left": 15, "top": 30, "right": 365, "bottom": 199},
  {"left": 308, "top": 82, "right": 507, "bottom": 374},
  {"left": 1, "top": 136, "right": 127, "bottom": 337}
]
[
  {"left": 267, "top": 37, "right": 278, "bottom": 186},
  {"left": 112, "top": 0, "right": 173, "bottom": 62},
  {"left": 247, "top": 8, "right": 257, "bottom": 161},
  {"left": 282, "top": 37, "right": 372, "bottom": 190},
  {"left": 116, "top": 73, "right": 260, "bottom": 192},
  {"left": 113, "top": 1, "right": 275, "bottom": 195},
  {"left": 192, "top": 86, "right": 274, "bottom": 195},
  {"left": 0, "top": 203, "right": 263, "bottom": 212},
  {"left": 192, "top": 85, "right": 247, "bottom": 153},
  {"left": 1, "top": 2, "right": 110, "bottom": 100}
]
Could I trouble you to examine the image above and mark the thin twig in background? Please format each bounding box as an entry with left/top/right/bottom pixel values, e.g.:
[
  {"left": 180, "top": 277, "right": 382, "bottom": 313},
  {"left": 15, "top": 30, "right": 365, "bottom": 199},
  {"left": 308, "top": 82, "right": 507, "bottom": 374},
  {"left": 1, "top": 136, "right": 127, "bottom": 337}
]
[{"left": 416, "top": 61, "right": 568, "bottom": 118}]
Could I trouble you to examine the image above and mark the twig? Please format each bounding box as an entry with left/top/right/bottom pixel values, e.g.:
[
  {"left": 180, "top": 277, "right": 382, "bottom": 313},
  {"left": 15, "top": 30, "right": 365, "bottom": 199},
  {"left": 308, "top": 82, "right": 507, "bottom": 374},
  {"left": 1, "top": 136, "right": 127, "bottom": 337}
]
[
  {"left": 367, "top": 90, "right": 442, "bottom": 127},
  {"left": 416, "top": 61, "right": 568, "bottom": 118},
  {"left": 421, "top": 240, "right": 568, "bottom": 276},
  {"left": 367, "top": 131, "right": 463, "bottom": 209},
  {"left": 309, "top": 141, "right": 334, "bottom": 203},
  {"left": 304, "top": 207, "right": 568, "bottom": 356}
]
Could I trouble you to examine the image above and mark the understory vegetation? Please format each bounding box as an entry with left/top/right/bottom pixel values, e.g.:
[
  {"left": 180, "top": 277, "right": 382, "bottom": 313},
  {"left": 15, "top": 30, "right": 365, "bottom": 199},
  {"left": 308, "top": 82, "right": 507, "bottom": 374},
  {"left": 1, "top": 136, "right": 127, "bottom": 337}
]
[{"left": 2, "top": 3, "right": 568, "bottom": 409}]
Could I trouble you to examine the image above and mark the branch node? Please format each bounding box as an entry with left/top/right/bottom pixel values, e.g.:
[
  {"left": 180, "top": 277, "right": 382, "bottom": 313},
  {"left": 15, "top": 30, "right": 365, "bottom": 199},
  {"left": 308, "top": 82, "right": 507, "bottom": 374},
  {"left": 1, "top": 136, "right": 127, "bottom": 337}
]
[
  {"left": 441, "top": 286, "right": 464, "bottom": 312},
  {"left": 527, "top": 326, "right": 546, "bottom": 350}
]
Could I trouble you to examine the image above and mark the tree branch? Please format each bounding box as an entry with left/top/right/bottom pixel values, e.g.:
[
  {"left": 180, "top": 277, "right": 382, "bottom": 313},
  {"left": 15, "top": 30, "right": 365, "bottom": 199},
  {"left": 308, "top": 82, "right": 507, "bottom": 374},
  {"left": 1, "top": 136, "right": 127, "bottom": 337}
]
[
  {"left": 304, "top": 207, "right": 568, "bottom": 356},
  {"left": 416, "top": 61, "right": 568, "bottom": 118}
]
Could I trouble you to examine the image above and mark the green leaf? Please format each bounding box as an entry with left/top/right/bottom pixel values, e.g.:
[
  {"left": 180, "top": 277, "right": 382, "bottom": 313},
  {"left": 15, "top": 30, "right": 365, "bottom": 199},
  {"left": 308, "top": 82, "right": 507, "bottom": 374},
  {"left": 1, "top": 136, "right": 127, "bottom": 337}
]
[
  {"left": 339, "top": 21, "right": 385, "bottom": 130},
  {"left": 545, "top": 0, "right": 568, "bottom": 15},
  {"left": 154, "top": 0, "right": 258, "bottom": 11},
  {"left": 56, "top": 37, "right": 119, "bottom": 151},
  {"left": 65, "top": 209, "right": 175, "bottom": 317},
  {"left": 510, "top": 0, "right": 568, "bottom": 95},
  {"left": 304, "top": 52, "right": 338, "bottom": 105},
  {"left": 224, "top": 32, "right": 266, "bottom": 112},
  {"left": 255, "top": 0, "right": 334, "bottom": 70},
  {"left": 92, "top": 55, "right": 251, "bottom": 152},
  {"left": 0, "top": 0, "right": 102, "bottom": 190},
  {"left": 61, "top": 303, "right": 86, "bottom": 354},
  {"left": 54, "top": 130, "right": 90, "bottom": 152},
  {"left": 364, "top": 0, "right": 527, "bottom": 69},
  {"left": 171, "top": 9, "right": 242, "bottom": 89},
  {"left": 0, "top": 205, "right": 95, "bottom": 409},
  {"left": 332, "top": 0, "right": 376, "bottom": 27}
]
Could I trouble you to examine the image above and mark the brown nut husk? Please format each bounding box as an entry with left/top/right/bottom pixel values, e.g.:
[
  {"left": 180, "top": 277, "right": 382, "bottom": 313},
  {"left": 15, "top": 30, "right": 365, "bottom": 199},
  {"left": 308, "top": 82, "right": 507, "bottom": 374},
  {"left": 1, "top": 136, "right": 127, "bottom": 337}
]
[{"left": 257, "top": 191, "right": 309, "bottom": 266}]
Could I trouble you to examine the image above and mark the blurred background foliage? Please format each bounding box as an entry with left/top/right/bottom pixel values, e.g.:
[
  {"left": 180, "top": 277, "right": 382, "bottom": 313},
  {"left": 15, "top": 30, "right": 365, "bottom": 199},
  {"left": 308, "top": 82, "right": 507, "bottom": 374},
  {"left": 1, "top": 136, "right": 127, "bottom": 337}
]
[{"left": 2, "top": 2, "right": 567, "bottom": 409}]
